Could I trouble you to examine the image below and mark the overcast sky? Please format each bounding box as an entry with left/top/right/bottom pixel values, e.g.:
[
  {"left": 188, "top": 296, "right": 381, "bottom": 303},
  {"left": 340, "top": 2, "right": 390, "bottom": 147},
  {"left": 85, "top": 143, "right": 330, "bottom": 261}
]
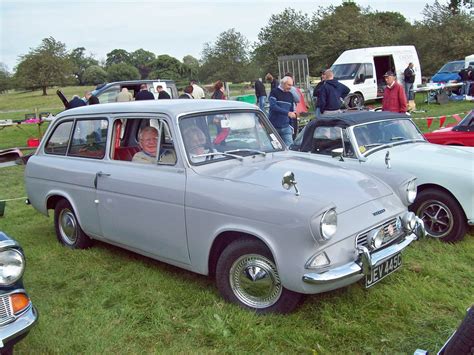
[{"left": 1, "top": 0, "right": 433, "bottom": 71}]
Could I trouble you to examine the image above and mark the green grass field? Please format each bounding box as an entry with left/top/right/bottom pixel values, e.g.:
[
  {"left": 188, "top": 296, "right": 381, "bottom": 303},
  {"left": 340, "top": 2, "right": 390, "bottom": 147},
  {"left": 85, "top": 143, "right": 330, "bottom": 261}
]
[{"left": 0, "top": 87, "right": 473, "bottom": 353}]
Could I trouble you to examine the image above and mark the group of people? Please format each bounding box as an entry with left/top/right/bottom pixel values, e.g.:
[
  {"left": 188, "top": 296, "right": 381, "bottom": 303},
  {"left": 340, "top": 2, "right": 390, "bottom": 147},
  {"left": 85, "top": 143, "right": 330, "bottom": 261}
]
[
  {"left": 68, "top": 91, "right": 100, "bottom": 109},
  {"left": 267, "top": 64, "right": 417, "bottom": 147}
]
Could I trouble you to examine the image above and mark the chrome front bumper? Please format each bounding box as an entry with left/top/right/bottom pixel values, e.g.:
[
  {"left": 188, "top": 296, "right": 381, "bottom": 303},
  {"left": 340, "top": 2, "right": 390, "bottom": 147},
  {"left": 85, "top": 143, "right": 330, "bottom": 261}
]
[
  {"left": 0, "top": 305, "right": 38, "bottom": 348},
  {"left": 302, "top": 218, "right": 423, "bottom": 285}
]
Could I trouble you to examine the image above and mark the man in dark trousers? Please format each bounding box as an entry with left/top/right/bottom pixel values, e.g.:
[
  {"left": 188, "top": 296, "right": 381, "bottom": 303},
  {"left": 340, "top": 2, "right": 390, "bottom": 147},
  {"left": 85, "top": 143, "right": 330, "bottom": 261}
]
[
  {"left": 68, "top": 95, "right": 86, "bottom": 109},
  {"left": 156, "top": 85, "right": 171, "bottom": 99},
  {"left": 403, "top": 63, "right": 416, "bottom": 101},
  {"left": 317, "top": 69, "right": 350, "bottom": 116},
  {"left": 254, "top": 78, "right": 267, "bottom": 111},
  {"left": 268, "top": 76, "right": 296, "bottom": 146},
  {"left": 135, "top": 84, "right": 155, "bottom": 100}
]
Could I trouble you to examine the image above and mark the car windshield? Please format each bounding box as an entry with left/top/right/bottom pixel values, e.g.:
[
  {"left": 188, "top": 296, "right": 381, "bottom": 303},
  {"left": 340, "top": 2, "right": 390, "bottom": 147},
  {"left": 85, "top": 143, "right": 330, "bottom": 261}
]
[
  {"left": 331, "top": 63, "right": 361, "bottom": 80},
  {"left": 179, "top": 111, "right": 283, "bottom": 164},
  {"left": 353, "top": 119, "right": 425, "bottom": 155},
  {"left": 458, "top": 111, "right": 473, "bottom": 127},
  {"left": 438, "top": 61, "right": 464, "bottom": 73}
]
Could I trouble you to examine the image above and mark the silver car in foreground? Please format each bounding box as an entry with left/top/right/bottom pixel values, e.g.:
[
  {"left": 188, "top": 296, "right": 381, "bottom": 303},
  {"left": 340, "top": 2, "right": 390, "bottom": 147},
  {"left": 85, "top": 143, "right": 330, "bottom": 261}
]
[{"left": 25, "top": 100, "right": 424, "bottom": 313}]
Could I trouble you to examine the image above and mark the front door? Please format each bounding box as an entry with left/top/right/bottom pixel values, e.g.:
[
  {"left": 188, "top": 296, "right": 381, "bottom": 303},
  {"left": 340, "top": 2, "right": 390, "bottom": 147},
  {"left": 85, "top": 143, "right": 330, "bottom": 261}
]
[{"left": 95, "top": 117, "right": 189, "bottom": 265}]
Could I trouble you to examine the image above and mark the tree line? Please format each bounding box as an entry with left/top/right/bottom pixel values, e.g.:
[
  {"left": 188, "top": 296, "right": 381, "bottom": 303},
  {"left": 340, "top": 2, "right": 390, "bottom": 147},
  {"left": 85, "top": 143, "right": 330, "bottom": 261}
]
[{"left": 0, "top": 0, "right": 472, "bottom": 95}]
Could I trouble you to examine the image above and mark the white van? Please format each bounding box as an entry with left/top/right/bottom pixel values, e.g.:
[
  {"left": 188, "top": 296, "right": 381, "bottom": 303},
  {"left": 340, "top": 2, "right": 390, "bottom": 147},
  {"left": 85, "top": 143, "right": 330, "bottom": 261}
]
[{"left": 330, "top": 46, "right": 422, "bottom": 108}]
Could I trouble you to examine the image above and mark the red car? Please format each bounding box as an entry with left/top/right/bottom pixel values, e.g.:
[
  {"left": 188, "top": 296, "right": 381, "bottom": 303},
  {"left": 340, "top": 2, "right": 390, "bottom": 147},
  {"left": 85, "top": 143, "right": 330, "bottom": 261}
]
[{"left": 424, "top": 110, "right": 474, "bottom": 146}]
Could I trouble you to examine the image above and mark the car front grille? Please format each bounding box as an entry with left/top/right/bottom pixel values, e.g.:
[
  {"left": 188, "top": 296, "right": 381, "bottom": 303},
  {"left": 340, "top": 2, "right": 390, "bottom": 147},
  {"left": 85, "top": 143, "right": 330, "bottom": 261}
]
[
  {"left": 356, "top": 217, "right": 403, "bottom": 250},
  {"left": 0, "top": 294, "right": 14, "bottom": 325}
]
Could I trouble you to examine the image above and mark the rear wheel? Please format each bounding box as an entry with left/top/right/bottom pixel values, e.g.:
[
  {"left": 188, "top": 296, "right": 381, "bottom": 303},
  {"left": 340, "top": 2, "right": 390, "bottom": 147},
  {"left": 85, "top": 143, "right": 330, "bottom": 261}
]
[
  {"left": 54, "top": 199, "right": 92, "bottom": 249},
  {"left": 216, "top": 238, "right": 302, "bottom": 314},
  {"left": 411, "top": 189, "right": 467, "bottom": 243}
]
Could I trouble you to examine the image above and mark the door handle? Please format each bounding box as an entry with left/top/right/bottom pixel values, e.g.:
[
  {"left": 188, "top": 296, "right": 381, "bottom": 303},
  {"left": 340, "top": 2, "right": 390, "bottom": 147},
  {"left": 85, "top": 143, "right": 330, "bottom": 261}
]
[{"left": 94, "top": 171, "right": 111, "bottom": 189}]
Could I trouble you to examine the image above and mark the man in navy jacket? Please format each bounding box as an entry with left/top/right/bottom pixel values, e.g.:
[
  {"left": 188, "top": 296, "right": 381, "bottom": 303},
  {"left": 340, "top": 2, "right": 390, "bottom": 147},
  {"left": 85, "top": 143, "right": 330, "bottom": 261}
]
[
  {"left": 268, "top": 76, "right": 297, "bottom": 146},
  {"left": 317, "top": 70, "right": 350, "bottom": 115}
]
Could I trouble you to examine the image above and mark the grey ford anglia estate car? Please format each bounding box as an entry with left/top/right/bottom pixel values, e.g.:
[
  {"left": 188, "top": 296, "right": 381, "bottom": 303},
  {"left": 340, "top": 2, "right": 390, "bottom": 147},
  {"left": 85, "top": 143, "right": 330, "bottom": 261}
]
[{"left": 25, "top": 100, "right": 424, "bottom": 313}]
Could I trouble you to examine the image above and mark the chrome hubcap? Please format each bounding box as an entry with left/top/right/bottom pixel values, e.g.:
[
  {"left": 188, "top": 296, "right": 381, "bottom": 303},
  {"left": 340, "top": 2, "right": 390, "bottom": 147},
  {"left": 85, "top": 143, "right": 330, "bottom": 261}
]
[
  {"left": 418, "top": 200, "right": 453, "bottom": 238},
  {"left": 230, "top": 254, "right": 282, "bottom": 309},
  {"left": 59, "top": 208, "right": 78, "bottom": 245}
]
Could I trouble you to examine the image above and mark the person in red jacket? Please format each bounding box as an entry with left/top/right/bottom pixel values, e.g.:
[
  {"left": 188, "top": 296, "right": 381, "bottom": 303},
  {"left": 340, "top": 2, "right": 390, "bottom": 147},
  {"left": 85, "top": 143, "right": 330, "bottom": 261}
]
[{"left": 382, "top": 71, "right": 407, "bottom": 113}]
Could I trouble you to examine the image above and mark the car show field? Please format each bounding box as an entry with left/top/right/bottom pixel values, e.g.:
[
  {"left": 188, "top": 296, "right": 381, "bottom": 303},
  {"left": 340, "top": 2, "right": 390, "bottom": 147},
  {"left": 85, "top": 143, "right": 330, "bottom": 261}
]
[{"left": 0, "top": 88, "right": 472, "bottom": 353}]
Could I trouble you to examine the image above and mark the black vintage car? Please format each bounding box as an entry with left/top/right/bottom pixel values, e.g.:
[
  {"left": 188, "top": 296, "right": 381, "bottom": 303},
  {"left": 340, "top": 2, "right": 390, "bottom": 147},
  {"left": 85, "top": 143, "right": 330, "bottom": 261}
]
[{"left": 0, "top": 231, "right": 37, "bottom": 354}]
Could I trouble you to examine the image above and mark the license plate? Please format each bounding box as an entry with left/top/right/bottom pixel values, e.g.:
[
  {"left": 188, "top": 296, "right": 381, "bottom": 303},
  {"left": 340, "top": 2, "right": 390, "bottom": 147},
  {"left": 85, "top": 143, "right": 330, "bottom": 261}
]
[{"left": 365, "top": 253, "right": 402, "bottom": 288}]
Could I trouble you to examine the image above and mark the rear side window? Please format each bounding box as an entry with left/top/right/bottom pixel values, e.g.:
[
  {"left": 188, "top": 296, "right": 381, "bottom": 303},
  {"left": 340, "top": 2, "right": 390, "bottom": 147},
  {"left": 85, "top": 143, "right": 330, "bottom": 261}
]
[
  {"left": 44, "top": 121, "right": 73, "bottom": 155},
  {"left": 69, "top": 119, "right": 108, "bottom": 159}
]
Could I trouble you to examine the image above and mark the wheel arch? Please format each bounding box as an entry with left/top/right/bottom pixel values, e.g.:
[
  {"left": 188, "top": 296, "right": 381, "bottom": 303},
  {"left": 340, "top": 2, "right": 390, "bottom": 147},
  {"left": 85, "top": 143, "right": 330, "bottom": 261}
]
[
  {"left": 208, "top": 231, "right": 272, "bottom": 277},
  {"left": 414, "top": 183, "right": 467, "bottom": 220}
]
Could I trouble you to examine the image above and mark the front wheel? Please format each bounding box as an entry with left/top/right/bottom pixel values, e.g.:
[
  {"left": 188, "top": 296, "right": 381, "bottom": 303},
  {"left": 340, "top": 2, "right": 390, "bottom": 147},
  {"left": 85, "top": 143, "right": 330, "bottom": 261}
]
[
  {"left": 54, "top": 199, "right": 92, "bottom": 249},
  {"left": 410, "top": 189, "right": 467, "bottom": 243},
  {"left": 216, "top": 238, "right": 302, "bottom": 314}
]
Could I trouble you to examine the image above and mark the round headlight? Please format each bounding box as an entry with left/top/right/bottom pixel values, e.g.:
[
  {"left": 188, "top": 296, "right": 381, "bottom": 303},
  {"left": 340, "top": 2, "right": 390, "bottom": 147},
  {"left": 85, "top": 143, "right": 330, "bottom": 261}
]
[
  {"left": 320, "top": 209, "right": 337, "bottom": 240},
  {"left": 407, "top": 180, "right": 417, "bottom": 204},
  {"left": 367, "top": 228, "right": 384, "bottom": 250},
  {"left": 402, "top": 211, "right": 417, "bottom": 232},
  {"left": 0, "top": 249, "right": 25, "bottom": 285}
]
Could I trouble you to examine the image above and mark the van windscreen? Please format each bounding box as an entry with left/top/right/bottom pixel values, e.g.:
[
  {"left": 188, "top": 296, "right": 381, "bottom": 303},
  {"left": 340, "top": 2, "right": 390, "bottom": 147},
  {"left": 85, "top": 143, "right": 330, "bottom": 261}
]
[{"left": 331, "top": 63, "right": 361, "bottom": 80}]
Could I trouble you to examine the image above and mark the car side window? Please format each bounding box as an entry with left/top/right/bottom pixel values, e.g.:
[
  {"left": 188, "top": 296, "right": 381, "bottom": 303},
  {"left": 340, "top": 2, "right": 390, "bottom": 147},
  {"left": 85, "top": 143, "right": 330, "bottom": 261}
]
[
  {"left": 97, "top": 85, "right": 120, "bottom": 104},
  {"left": 68, "top": 119, "right": 108, "bottom": 159},
  {"left": 44, "top": 121, "right": 73, "bottom": 155},
  {"left": 364, "top": 63, "right": 374, "bottom": 79},
  {"left": 311, "top": 127, "right": 343, "bottom": 155},
  {"left": 112, "top": 118, "right": 176, "bottom": 165}
]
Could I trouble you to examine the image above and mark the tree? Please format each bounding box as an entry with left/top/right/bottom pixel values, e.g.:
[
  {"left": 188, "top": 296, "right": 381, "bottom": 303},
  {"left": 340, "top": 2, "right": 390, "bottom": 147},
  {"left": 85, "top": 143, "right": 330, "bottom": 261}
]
[
  {"left": 254, "top": 8, "right": 312, "bottom": 76},
  {"left": 182, "top": 55, "right": 200, "bottom": 79},
  {"left": 199, "top": 28, "right": 251, "bottom": 82},
  {"left": 130, "top": 49, "right": 155, "bottom": 79},
  {"left": 410, "top": 1, "right": 474, "bottom": 75},
  {"left": 0, "top": 63, "right": 12, "bottom": 94},
  {"left": 106, "top": 63, "right": 140, "bottom": 82},
  {"left": 69, "top": 47, "right": 99, "bottom": 85},
  {"left": 148, "top": 55, "right": 185, "bottom": 80},
  {"left": 14, "top": 37, "right": 72, "bottom": 95},
  {"left": 83, "top": 65, "right": 108, "bottom": 85},
  {"left": 105, "top": 49, "right": 131, "bottom": 67}
]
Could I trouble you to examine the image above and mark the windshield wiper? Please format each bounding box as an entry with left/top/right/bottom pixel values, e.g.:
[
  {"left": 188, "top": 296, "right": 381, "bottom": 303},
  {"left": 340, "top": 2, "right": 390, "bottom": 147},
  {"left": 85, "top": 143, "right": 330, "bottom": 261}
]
[
  {"left": 363, "top": 143, "right": 383, "bottom": 149},
  {"left": 224, "top": 149, "right": 267, "bottom": 157},
  {"left": 390, "top": 136, "right": 407, "bottom": 141},
  {"left": 191, "top": 152, "right": 244, "bottom": 161}
]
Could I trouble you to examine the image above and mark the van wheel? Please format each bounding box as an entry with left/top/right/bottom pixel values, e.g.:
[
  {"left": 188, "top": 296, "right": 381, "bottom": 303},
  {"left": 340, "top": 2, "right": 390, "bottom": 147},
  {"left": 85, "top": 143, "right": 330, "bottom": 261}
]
[
  {"left": 410, "top": 189, "right": 467, "bottom": 243},
  {"left": 54, "top": 199, "right": 92, "bottom": 249},
  {"left": 349, "top": 93, "right": 364, "bottom": 109},
  {"left": 215, "top": 238, "right": 302, "bottom": 314}
]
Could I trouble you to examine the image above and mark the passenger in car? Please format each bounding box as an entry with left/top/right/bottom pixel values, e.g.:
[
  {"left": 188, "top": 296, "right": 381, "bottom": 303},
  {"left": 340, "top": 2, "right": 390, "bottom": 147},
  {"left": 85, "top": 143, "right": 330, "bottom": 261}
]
[
  {"left": 182, "top": 126, "right": 209, "bottom": 162},
  {"left": 132, "top": 126, "right": 176, "bottom": 164}
]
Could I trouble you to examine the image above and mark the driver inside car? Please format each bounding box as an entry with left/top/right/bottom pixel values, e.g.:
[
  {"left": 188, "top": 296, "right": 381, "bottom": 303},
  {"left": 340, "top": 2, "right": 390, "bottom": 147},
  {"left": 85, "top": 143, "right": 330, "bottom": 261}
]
[
  {"left": 132, "top": 126, "right": 175, "bottom": 164},
  {"left": 183, "top": 125, "right": 211, "bottom": 162}
]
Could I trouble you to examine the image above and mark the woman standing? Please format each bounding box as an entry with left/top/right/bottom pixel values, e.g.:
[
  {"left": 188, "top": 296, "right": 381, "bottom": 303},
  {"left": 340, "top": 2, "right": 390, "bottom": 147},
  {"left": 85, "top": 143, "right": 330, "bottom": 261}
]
[{"left": 210, "top": 80, "right": 226, "bottom": 100}]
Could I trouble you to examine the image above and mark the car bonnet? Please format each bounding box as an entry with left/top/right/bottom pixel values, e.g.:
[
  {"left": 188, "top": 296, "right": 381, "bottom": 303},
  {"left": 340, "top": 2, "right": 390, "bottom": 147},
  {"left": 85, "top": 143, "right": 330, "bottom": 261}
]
[{"left": 196, "top": 153, "right": 395, "bottom": 213}]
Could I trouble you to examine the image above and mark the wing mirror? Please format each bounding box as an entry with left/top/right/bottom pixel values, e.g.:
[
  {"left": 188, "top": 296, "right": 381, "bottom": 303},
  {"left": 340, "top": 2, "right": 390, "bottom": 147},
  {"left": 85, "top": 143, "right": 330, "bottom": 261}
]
[{"left": 282, "top": 171, "right": 300, "bottom": 196}]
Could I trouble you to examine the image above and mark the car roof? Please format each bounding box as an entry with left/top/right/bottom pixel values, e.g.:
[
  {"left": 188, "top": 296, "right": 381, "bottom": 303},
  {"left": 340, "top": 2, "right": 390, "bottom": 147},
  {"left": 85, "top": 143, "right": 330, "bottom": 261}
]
[
  {"left": 306, "top": 111, "right": 408, "bottom": 129},
  {"left": 55, "top": 99, "right": 258, "bottom": 120}
]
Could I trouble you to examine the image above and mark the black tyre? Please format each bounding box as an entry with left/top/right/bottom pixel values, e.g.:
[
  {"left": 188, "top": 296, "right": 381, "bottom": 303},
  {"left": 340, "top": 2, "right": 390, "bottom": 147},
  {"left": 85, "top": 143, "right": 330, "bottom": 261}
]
[
  {"left": 54, "top": 199, "right": 92, "bottom": 249},
  {"left": 443, "top": 306, "right": 474, "bottom": 355},
  {"left": 410, "top": 189, "right": 467, "bottom": 243},
  {"left": 345, "top": 93, "right": 364, "bottom": 109},
  {"left": 215, "top": 238, "right": 302, "bottom": 314}
]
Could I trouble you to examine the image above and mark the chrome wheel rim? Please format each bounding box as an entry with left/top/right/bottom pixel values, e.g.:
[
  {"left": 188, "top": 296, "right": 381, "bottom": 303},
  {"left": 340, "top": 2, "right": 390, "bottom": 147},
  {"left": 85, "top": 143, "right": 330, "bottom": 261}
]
[
  {"left": 58, "top": 208, "right": 78, "bottom": 245},
  {"left": 417, "top": 200, "right": 453, "bottom": 238},
  {"left": 229, "top": 254, "right": 282, "bottom": 309}
]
